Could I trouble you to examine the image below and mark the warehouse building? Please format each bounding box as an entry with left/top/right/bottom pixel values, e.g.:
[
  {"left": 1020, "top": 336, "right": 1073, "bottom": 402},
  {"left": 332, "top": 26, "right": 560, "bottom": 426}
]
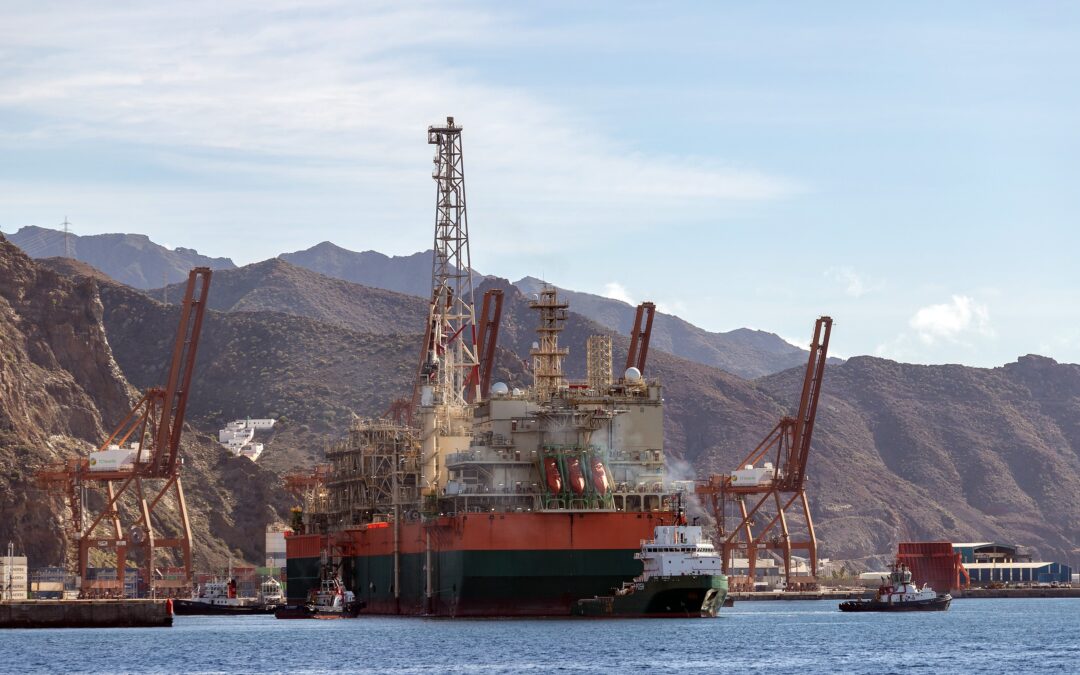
[{"left": 953, "top": 542, "right": 1072, "bottom": 585}]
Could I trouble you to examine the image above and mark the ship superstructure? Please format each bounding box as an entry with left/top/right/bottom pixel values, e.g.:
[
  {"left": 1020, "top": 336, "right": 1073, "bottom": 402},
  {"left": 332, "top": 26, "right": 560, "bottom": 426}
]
[{"left": 284, "top": 117, "right": 674, "bottom": 616}]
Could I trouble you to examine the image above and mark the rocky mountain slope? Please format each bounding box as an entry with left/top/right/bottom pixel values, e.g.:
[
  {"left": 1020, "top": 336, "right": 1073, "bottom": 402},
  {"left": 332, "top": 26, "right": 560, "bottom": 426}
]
[
  {"left": 279, "top": 242, "right": 438, "bottom": 298},
  {"left": 515, "top": 275, "right": 826, "bottom": 379},
  {"left": 150, "top": 257, "right": 427, "bottom": 335},
  {"left": 3, "top": 225, "right": 235, "bottom": 288},
  {"left": 0, "top": 235, "right": 288, "bottom": 569},
  {"left": 754, "top": 356, "right": 1080, "bottom": 563}
]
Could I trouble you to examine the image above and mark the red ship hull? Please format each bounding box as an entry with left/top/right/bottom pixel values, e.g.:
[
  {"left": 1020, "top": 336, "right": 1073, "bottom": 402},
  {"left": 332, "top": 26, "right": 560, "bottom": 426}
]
[{"left": 286, "top": 511, "right": 669, "bottom": 616}]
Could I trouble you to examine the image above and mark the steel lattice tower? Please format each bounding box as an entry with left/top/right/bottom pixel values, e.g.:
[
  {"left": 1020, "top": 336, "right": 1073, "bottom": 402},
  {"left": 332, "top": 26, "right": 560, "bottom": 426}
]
[
  {"left": 423, "top": 117, "right": 480, "bottom": 407},
  {"left": 529, "top": 286, "right": 569, "bottom": 399}
]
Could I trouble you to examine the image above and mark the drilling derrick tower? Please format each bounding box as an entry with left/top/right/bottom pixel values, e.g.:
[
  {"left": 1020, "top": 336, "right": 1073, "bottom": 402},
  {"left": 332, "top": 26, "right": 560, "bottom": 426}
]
[
  {"left": 412, "top": 117, "right": 483, "bottom": 493},
  {"left": 418, "top": 116, "right": 481, "bottom": 409},
  {"left": 37, "top": 268, "right": 212, "bottom": 598}
]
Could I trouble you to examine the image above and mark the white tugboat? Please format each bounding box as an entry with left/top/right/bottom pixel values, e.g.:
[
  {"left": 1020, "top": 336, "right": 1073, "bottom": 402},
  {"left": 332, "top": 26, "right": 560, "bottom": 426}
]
[
  {"left": 573, "top": 508, "right": 728, "bottom": 617},
  {"left": 173, "top": 576, "right": 284, "bottom": 615},
  {"left": 275, "top": 575, "right": 362, "bottom": 619},
  {"left": 839, "top": 562, "right": 951, "bottom": 612}
]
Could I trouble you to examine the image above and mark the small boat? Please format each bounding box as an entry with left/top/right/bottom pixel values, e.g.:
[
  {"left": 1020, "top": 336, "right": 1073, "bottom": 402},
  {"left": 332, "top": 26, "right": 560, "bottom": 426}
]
[
  {"left": 174, "top": 577, "right": 284, "bottom": 616},
  {"left": 839, "top": 562, "right": 951, "bottom": 612},
  {"left": 573, "top": 508, "right": 728, "bottom": 618},
  {"left": 274, "top": 576, "right": 362, "bottom": 619}
]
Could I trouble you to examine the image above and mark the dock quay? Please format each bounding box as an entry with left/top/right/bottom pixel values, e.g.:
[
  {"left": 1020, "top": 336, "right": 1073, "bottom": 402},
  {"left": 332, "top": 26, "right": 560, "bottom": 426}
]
[
  {"left": 0, "top": 599, "right": 173, "bottom": 629},
  {"left": 730, "top": 589, "right": 873, "bottom": 601},
  {"left": 956, "top": 587, "right": 1080, "bottom": 599}
]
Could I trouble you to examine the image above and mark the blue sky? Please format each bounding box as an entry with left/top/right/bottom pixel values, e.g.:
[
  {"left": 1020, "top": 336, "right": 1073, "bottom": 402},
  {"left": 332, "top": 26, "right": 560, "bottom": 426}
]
[{"left": 2, "top": 1, "right": 1078, "bottom": 366}]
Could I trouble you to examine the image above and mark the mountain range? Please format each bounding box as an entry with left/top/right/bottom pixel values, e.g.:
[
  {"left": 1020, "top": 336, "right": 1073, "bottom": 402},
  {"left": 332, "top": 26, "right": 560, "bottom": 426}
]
[
  {"left": 3, "top": 228, "right": 1079, "bottom": 567},
  {"left": 3, "top": 225, "right": 235, "bottom": 288},
  {"left": 7, "top": 226, "right": 819, "bottom": 379}
]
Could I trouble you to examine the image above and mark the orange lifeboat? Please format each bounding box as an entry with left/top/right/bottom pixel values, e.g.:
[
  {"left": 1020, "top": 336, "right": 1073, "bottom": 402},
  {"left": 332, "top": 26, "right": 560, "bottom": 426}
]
[
  {"left": 591, "top": 459, "right": 610, "bottom": 495},
  {"left": 567, "top": 457, "right": 586, "bottom": 495},
  {"left": 544, "top": 457, "right": 563, "bottom": 493}
]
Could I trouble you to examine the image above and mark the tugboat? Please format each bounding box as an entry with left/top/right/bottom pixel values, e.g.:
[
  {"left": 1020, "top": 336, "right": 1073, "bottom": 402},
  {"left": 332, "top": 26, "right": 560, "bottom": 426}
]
[
  {"left": 274, "top": 575, "right": 362, "bottom": 619},
  {"left": 173, "top": 576, "right": 284, "bottom": 616},
  {"left": 839, "top": 562, "right": 951, "bottom": 612},
  {"left": 572, "top": 508, "right": 728, "bottom": 618}
]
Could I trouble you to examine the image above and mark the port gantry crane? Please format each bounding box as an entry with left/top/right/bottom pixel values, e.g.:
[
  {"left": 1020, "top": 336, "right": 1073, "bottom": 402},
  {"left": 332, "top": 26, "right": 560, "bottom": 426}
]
[
  {"left": 697, "top": 316, "right": 832, "bottom": 592},
  {"left": 626, "top": 301, "right": 656, "bottom": 375},
  {"left": 37, "top": 268, "right": 212, "bottom": 598}
]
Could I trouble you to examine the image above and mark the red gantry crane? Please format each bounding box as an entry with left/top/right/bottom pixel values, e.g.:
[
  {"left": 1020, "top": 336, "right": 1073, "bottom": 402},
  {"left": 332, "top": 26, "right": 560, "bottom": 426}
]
[
  {"left": 697, "top": 316, "right": 832, "bottom": 591},
  {"left": 37, "top": 268, "right": 212, "bottom": 598},
  {"left": 625, "top": 302, "right": 656, "bottom": 375}
]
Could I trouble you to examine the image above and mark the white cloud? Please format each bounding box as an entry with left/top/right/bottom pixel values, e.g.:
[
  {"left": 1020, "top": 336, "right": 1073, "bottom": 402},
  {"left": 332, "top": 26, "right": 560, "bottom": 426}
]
[
  {"left": 825, "top": 266, "right": 879, "bottom": 298},
  {"left": 602, "top": 282, "right": 634, "bottom": 305},
  {"left": 0, "top": 1, "right": 802, "bottom": 260},
  {"left": 909, "top": 295, "right": 993, "bottom": 345}
]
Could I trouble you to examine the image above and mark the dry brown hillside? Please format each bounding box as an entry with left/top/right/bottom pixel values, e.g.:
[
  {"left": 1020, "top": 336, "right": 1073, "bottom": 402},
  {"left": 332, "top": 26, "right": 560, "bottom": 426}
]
[{"left": 149, "top": 257, "right": 427, "bottom": 335}]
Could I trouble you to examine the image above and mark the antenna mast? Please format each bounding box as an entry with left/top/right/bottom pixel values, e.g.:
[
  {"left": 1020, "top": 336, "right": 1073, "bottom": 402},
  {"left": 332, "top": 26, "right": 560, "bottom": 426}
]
[{"left": 61, "top": 217, "right": 73, "bottom": 258}]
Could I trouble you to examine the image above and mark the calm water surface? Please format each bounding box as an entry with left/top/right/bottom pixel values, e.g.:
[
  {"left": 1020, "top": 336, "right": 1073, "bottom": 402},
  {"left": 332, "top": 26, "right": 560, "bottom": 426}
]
[{"left": 1, "top": 599, "right": 1077, "bottom": 674}]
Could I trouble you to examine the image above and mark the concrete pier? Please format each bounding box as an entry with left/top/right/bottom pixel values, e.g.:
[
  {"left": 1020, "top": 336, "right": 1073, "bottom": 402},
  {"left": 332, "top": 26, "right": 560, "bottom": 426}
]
[
  {"left": 730, "top": 589, "right": 874, "bottom": 601},
  {"left": 0, "top": 599, "right": 173, "bottom": 629}
]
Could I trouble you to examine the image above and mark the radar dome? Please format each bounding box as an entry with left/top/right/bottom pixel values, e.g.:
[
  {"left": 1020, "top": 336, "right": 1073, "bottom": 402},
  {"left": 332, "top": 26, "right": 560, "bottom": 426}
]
[
  {"left": 490, "top": 382, "right": 510, "bottom": 397},
  {"left": 624, "top": 366, "right": 642, "bottom": 382}
]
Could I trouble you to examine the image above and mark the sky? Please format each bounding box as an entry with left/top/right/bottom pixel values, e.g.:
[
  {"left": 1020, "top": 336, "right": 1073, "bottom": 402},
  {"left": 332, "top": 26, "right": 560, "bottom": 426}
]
[{"left": 2, "top": 1, "right": 1079, "bottom": 367}]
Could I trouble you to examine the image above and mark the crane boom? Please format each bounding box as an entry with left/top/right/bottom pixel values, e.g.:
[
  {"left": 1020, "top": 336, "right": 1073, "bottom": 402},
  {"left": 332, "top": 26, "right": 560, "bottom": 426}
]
[
  {"left": 470, "top": 288, "right": 504, "bottom": 401},
  {"left": 152, "top": 267, "right": 211, "bottom": 476},
  {"left": 788, "top": 316, "right": 832, "bottom": 489},
  {"left": 625, "top": 301, "right": 656, "bottom": 374}
]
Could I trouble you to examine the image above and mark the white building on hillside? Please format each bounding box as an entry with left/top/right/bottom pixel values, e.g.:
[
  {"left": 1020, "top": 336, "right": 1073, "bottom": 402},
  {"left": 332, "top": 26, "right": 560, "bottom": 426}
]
[{"left": 219, "top": 418, "right": 276, "bottom": 461}]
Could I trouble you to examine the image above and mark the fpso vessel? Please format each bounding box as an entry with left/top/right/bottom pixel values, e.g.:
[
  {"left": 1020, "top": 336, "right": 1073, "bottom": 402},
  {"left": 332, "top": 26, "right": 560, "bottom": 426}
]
[
  {"left": 284, "top": 118, "right": 676, "bottom": 616},
  {"left": 285, "top": 288, "right": 678, "bottom": 616}
]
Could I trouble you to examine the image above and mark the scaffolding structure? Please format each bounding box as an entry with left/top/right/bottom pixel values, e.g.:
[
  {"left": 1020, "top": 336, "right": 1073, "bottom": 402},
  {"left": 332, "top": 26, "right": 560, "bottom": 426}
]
[
  {"left": 325, "top": 420, "right": 422, "bottom": 528},
  {"left": 586, "top": 335, "right": 613, "bottom": 391}
]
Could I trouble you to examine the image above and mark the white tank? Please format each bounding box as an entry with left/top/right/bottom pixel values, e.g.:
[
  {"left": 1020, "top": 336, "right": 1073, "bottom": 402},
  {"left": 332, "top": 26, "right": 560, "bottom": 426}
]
[
  {"left": 624, "top": 366, "right": 642, "bottom": 382},
  {"left": 490, "top": 382, "right": 509, "bottom": 397}
]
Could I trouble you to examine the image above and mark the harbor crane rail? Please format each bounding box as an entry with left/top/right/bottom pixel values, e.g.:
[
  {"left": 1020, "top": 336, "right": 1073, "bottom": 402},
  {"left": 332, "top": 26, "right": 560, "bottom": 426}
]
[
  {"left": 36, "top": 268, "right": 212, "bottom": 598},
  {"left": 697, "top": 316, "right": 832, "bottom": 592}
]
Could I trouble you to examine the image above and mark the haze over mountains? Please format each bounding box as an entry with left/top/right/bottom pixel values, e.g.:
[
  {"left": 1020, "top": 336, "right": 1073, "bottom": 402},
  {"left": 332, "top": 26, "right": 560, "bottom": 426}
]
[
  {"left": 3, "top": 225, "right": 235, "bottom": 288},
  {"left": 3, "top": 228, "right": 1079, "bottom": 566}
]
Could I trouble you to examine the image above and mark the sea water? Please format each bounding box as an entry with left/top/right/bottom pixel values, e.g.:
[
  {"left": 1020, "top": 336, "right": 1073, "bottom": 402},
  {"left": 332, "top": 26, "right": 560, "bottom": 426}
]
[{"left": 1, "top": 598, "right": 1077, "bottom": 674}]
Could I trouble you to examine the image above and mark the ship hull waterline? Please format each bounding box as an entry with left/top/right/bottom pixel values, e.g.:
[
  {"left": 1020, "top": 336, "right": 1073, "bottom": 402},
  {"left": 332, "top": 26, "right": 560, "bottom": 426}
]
[{"left": 286, "top": 511, "right": 673, "bottom": 617}]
